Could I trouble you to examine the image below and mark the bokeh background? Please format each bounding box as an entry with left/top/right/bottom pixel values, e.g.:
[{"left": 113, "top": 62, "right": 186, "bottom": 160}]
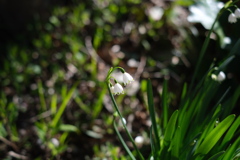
[{"left": 0, "top": 0, "right": 240, "bottom": 159}]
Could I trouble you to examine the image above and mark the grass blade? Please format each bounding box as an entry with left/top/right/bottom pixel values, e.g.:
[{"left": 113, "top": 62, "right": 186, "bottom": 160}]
[
  {"left": 147, "top": 79, "right": 160, "bottom": 150},
  {"left": 50, "top": 94, "right": 57, "bottom": 114},
  {"left": 195, "top": 114, "right": 235, "bottom": 155},
  {"left": 208, "top": 151, "right": 225, "bottom": 160},
  {"left": 171, "top": 126, "right": 181, "bottom": 158},
  {"left": 162, "top": 80, "right": 168, "bottom": 129},
  {"left": 92, "top": 84, "right": 107, "bottom": 118},
  {"left": 222, "top": 136, "right": 240, "bottom": 160},
  {"left": 221, "top": 116, "right": 240, "bottom": 148},
  {"left": 37, "top": 80, "right": 47, "bottom": 111},
  {"left": 51, "top": 82, "right": 78, "bottom": 128},
  {"left": 164, "top": 110, "right": 179, "bottom": 143}
]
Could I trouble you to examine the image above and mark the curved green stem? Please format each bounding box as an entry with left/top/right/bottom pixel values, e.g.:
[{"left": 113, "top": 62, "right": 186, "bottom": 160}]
[
  {"left": 107, "top": 84, "right": 144, "bottom": 160},
  {"left": 105, "top": 67, "right": 125, "bottom": 82}
]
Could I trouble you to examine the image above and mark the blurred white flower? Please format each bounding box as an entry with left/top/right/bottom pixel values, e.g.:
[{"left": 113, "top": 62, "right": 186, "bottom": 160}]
[
  {"left": 187, "top": 0, "right": 223, "bottom": 29},
  {"left": 234, "top": 8, "right": 240, "bottom": 18},
  {"left": 118, "top": 117, "right": 127, "bottom": 128},
  {"left": 228, "top": 13, "right": 237, "bottom": 23},
  {"left": 211, "top": 74, "right": 217, "bottom": 81},
  {"left": 223, "top": 37, "right": 231, "bottom": 44},
  {"left": 113, "top": 83, "right": 124, "bottom": 95},
  {"left": 135, "top": 136, "right": 144, "bottom": 145},
  {"left": 217, "top": 71, "right": 226, "bottom": 82},
  {"left": 122, "top": 72, "right": 134, "bottom": 85},
  {"left": 122, "top": 118, "right": 127, "bottom": 125},
  {"left": 51, "top": 138, "right": 59, "bottom": 147},
  {"left": 148, "top": 6, "right": 163, "bottom": 21}
]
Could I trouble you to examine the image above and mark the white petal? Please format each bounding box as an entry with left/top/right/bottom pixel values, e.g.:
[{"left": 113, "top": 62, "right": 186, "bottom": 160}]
[
  {"left": 217, "top": 71, "right": 226, "bottom": 82},
  {"left": 135, "top": 136, "right": 144, "bottom": 145},
  {"left": 122, "top": 118, "right": 126, "bottom": 125},
  {"left": 113, "top": 83, "right": 124, "bottom": 95},
  {"left": 123, "top": 72, "right": 134, "bottom": 85},
  {"left": 228, "top": 13, "right": 237, "bottom": 23},
  {"left": 235, "top": 8, "right": 240, "bottom": 18}
]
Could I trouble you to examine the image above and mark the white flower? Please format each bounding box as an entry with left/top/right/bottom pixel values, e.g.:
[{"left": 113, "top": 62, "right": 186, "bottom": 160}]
[
  {"left": 235, "top": 8, "right": 240, "bottom": 18},
  {"left": 113, "top": 83, "right": 124, "bottom": 95},
  {"left": 228, "top": 13, "right": 237, "bottom": 23},
  {"left": 211, "top": 74, "right": 217, "bottom": 81},
  {"left": 187, "top": 0, "right": 224, "bottom": 29},
  {"left": 217, "top": 71, "right": 226, "bottom": 82},
  {"left": 122, "top": 72, "right": 134, "bottom": 85},
  {"left": 135, "top": 136, "right": 144, "bottom": 145},
  {"left": 118, "top": 118, "right": 127, "bottom": 127},
  {"left": 122, "top": 118, "right": 126, "bottom": 125},
  {"left": 148, "top": 6, "right": 164, "bottom": 21},
  {"left": 51, "top": 138, "right": 59, "bottom": 147}
]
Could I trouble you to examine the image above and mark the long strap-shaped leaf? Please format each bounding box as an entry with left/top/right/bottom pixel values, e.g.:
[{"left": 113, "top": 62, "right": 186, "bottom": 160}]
[
  {"left": 51, "top": 82, "right": 79, "bottom": 128},
  {"left": 195, "top": 114, "right": 236, "bottom": 156},
  {"left": 147, "top": 79, "right": 160, "bottom": 150}
]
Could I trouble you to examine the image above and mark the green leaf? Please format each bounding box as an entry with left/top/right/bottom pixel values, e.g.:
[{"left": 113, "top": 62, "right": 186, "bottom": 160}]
[
  {"left": 92, "top": 84, "right": 107, "bottom": 118},
  {"left": 59, "top": 124, "right": 79, "bottom": 132},
  {"left": 38, "top": 80, "right": 47, "bottom": 110},
  {"left": 180, "top": 83, "right": 187, "bottom": 101},
  {"left": 147, "top": 79, "right": 160, "bottom": 150},
  {"left": 51, "top": 82, "right": 79, "bottom": 128},
  {"left": 208, "top": 151, "right": 225, "bottom": 160},
  {"left": 0, "top": 123, "right": 7, "bottom": 137},
  {"left": 50, "top": 94, "right": 57, "bottom": 114},
  {"left": 174, "top": 0, "right": 194, "bottom": 6},
  {"left": 150, "top": 126, "right": 157, "bottom": 159},
  {"left": 195, "top": 114, "right": 235, "bottom": 155},
  {"left": 229, "top": 38, "right": 240, "bottom": 56},
  {"left": 221, "top": 116, "right": 240, "bottom": 148},
  {"left": 171, "top": 126, "right": 181, "bottom": 158},
  {"left": 162, "top": 80, "right": 168, "bottom": 129},
  {"left": 74, "top": 96, "right": 91, "bottom": 114},
  {"left": 164, "top": 110, "right": 179, "bottom": 142},
  {"left": 218, "top": 55, "right": 235, "bottom": 71},
  {"left": 222, "top": 136, "right": 240, "bottom": 160}
]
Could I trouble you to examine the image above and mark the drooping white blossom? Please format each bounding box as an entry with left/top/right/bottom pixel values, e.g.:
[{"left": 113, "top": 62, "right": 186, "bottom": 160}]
[
  {"left": 122, "top": 72, "right": 134, "bottom": 85},
  {"left": 113, "top": 83, "right": 124, "bottom": 95},
  {"left": 228, "top": 13, "right": 237, "bottom": 23},
  {"left": 234, "top": 8, "right": 240, "bottom": 18},
  {"left": 217, "top": 71, "right": 226, "bottom": 82}
]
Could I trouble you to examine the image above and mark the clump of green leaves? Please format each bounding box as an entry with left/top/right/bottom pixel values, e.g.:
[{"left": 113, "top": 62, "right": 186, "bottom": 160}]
[{"left": 108, "top": 1, "right": 240, "bottom": 159}]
